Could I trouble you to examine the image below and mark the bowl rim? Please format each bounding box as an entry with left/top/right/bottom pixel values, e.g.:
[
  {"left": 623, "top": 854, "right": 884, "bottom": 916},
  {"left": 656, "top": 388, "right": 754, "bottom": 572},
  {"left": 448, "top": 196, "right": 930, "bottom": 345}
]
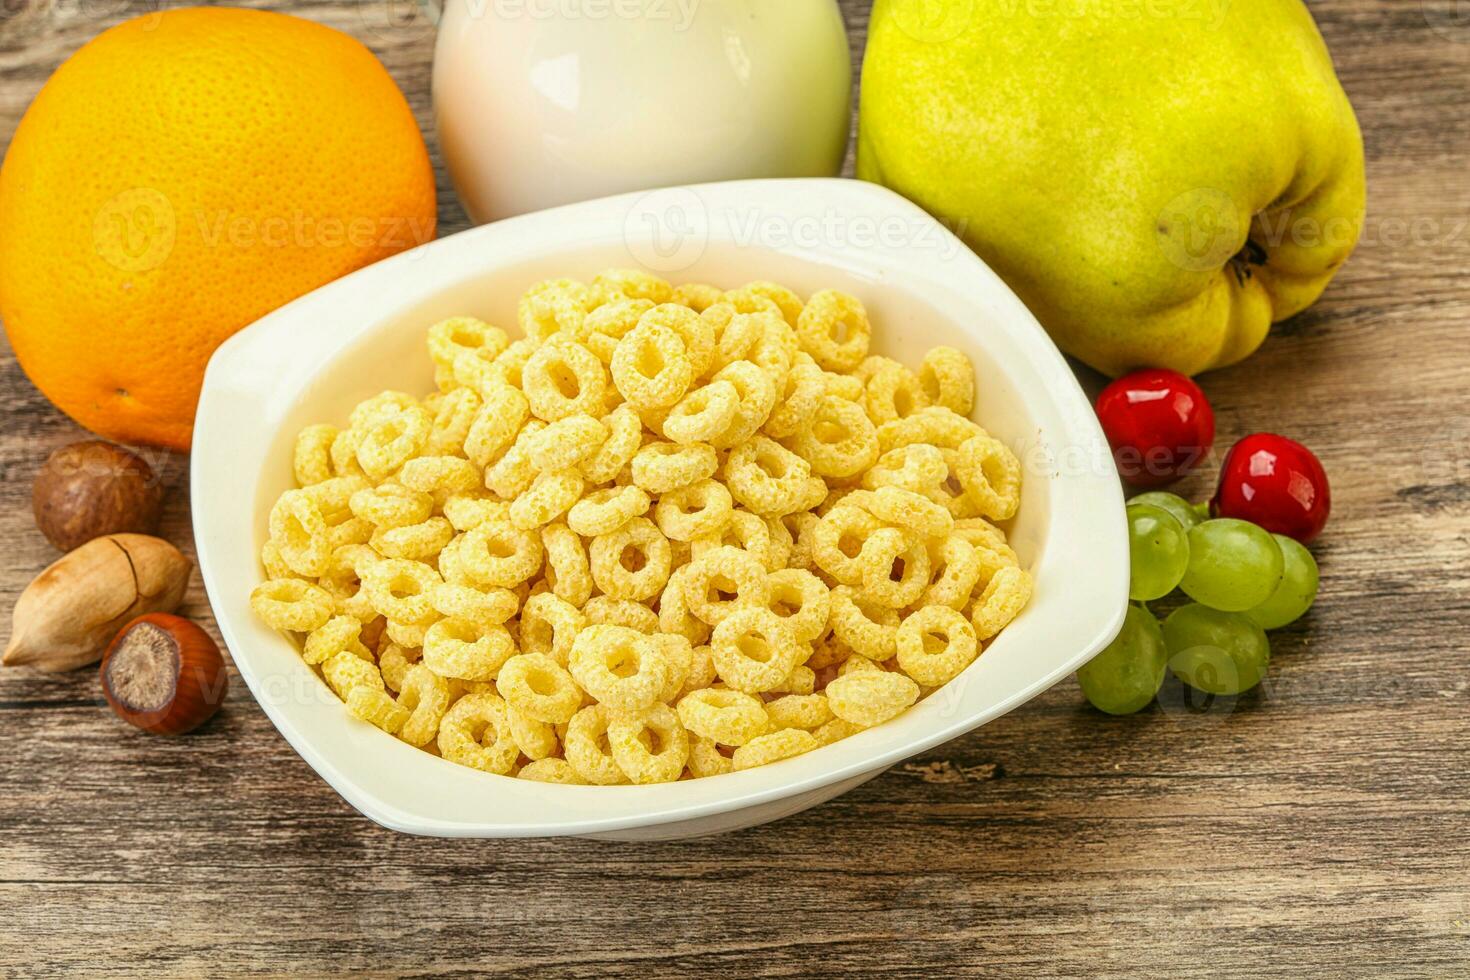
[{"left": 192, "top": 177, "right": 1128, "bottom": 837}]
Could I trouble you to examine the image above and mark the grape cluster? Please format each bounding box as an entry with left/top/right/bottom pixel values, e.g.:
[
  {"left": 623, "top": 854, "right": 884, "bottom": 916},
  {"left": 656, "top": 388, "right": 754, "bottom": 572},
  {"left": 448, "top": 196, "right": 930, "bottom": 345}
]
[{"left": 1078, "top": 491, "right": 1320, "bottom": 714}]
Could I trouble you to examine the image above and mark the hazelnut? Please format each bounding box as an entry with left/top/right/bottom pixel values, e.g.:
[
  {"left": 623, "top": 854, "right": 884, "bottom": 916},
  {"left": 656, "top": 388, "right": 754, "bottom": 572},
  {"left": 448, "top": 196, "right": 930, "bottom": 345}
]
[
  {"left": 100, "top": 613, "right": 228, "bottom": 735},
  {"left": 32, "top": 441, "right": 165, "bottom": 552}
]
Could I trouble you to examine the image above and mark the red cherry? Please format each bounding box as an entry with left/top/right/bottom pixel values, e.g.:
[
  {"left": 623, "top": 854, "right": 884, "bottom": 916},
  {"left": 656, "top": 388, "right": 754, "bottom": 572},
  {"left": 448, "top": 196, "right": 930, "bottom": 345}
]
[
  {"left": 1095, "top": 368, "right": 1214, "bottom": 488},
  {"left": 1211, "top": 433, "right": 1330, "bottom": 542}
]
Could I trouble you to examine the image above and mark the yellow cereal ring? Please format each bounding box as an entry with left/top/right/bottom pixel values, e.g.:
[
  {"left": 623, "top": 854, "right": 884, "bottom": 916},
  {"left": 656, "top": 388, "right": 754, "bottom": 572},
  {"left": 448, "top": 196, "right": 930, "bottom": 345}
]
[
  {"left": 611, "top": 322, "right": 694, "bottom": 410},
  {"left": 733, "top": 280, "right": 803, "bottom": 327},
  {"left": 593, "top": 268, "right": 673, "bottom": 306},
  {"left": 523, "top": 414, "right": 608, "bottom": 472},
  {"left": 764, "top": 512, "right": 797, "bottom": 568},
  {"left": 764, "top": 568, "right": 831, "bottom": 643},
  {"left": 657, "top": 566, "right": 712, "bottom": 648},
  {"left": 568, "top": 624, "right": 670, "bottom": 712},
  {"left": 399, "top": 456, "right": 481, "bottom": 495},
  {"left": 350, "top": 482, "right": 432, "bottom": 530},
  {"left": 293, "top": 423, "right": 338, "bottom": 487},
  {"left": 518, "top": 278, "right": 592, "bottom": 343},
  {"left": 681, "top": 545, "right": 770, "bottom": 626},
  {"left": 711, "top": 605, "right": 801, "bottom": 694},
  {"left": 792, "top": 394, "right": 879, "bottom": 479},
  {"left": 355, "top": 405, "right": 431, "bottom": 481},
  {"left": 919, "top": 345, "right": 976, "bottom": 416},
  {"left": 425, "top": 385, "right": 482, "bottom": 457},
  {"left": 812, "top": 717, "right": 865, "bottom": 748},
  {"left": 690, "top": 509, "right": 783, "bottom": 572},
  {"left": 458, "top": 520, "right": 543, "bottom": 588},
  {"left": 377, "top": 641, "right": 420, "bottom": 694},
  {"left": 540, "top": 522, "right": 593, "bottom": 607},
  {"left": 857, "top": 527, "right": 931, "bottom": 609},
  {"left": 971, "top": 566, "right": 1033, "bottom": 641},
  {"left": 796, "top": 289, "right": 869, "bottom": 372},
  {"left": 576, "top": 297, "right": 653, "bottom": 363},
  {"left": 762, "top": 359, "right": 825, "bottom": 439},
  {"left": 825, "top": 670, "right": 919, "bottom": 727},
  {"left": 765, "top": 694, "right": 833, "bottom": 731},
  {"left": 563, "top": 704, "right": 630, "bottom": 785},
  {"left": 867, "top": 485, "right": 955, "bottom": 541},
  {"left": 385, "top": 617, "right": 435, "bottom": 649},
  {"left": 302, "top": 615, "right": 370, "bottom": 666},
  {"left": 861, "top": 444, "right": 948, "bottom": 494},
  {"left": 422, "top": 618, "right": 516, "bottom": 681},
  {"left": 268, "top": 489, "right": 332, "bottom": 577},
  {"left": 328, "top": 427, "right": 368, "bottom": 480},
  {"left": 322, "top": 648, "right": 385, "bottom": 701},
  {"left": 345, "top": 686, "right": 410, "bottom": 735},
  {"left": 863, "top": 361, "right": 930, "bottom": 426},
  {"left": 483, "top": 419, "right": 546, "bottom": 499},
  {"left": 608, "top": 703, "right": 689, "bottom": 784},
  {"left": 582, "top": 596, "right": 659, "bottom": 634},
  {"left": 709, "top": 309, "right": 769, "bottom": 372},
  {"left": 463, "top": 382, "right": 530, "bottom": 467},
  {"left": 630, "top": 440, "right": 717, "bottom": 494},
  {"left": 507, "top": 705, "right": 559, "bottom": 761},
  {"left": 437, "top": 691, "right": 519, "bottom": 775},
  {"left": 955, "top": 434, "right": 1022, "bottom": 522},
  {"left": 518, "top": 591, "right": 587, "bottom": 666},
  {"left": 429, "top": 582, "right": 519, "bottom": 626},
  {"left": 669, "top": 281, "right": 723, "bottom": 313},
  {"left": 567, "top": 484, "right": 651, "bottom": 536},
  {"left": 650, "top": 633, "right": 695, "bottom": 703},
  {"left": 654, "top": 478, "right": 733, "bottom": 542},
  {"left": 577, "top": 405, "right": 642, "bottom": 484},
  {"left": 823, "top": 370, "right": 865, "bottom": 402},
  {"left": 251, "top": 578, "right": 335, "bottom": 633},
  {"left": 723, "top": 436, "right": 813, "bottom": 516},
  {"left": 829, "top": 585, "right": 900, "bottom": 661},
  {"left": 589, "top": 516, "right": 672, "bottom": 602},
  {"left": 641, "top": 303, "right": 715, "bottom": 378},
  {"left": 811, "top": 505, "right": 882, "bottom": 586},
  {"left": 664, "top": 380, "right": 738, "bottom": 444},
  {"left": 782, "top": 511, "right": 821, "bottom": 572},
  {"left": 732, "top": 728, "right": 818, "bottom": 771},
  {"left": 518, "top": 758, "right": 587, "bottom": 784},
  {"left": 676, "top": 687, "right": 770, "bottom": 746},
  {"left": 442, "top": 492, "right": 511, "bottom": 532},
  {"left": 395, "top": 664, "right": 453, "bottom": 746},
  {"left": 260, "top": 540, "right": 294, "bottom": 581},
  {"left": 896, "top": 605, "right": 979, "bottom": 687},
  {"left": 371, "top": 516, "right": 454, "bottom": 562},
  {"left": 708, "top": 359, "right": 778, "bottom": 449},
  {"left": 509, "top": 469, "right": 585, "bottom": 530},
  {"left": 688, "top": 736, "right": 734, "bottom": 777},
  {"left": 772, "top": 664, "right": 816, "bottom": 696},
  {"left": 877, "top": 405, "right": 984, "bottom": 454},
  {"left": 523, "top": 341, "right": 608, "bottom": 421},
  {"left": 427, "top": 316, "right": 509, "bottom": 371},
  {"left": 349, "top": 391, "right": 419, "bottom": 429},
  {"left": 497, "top": 652, "right": 583, "bottom": 724}
]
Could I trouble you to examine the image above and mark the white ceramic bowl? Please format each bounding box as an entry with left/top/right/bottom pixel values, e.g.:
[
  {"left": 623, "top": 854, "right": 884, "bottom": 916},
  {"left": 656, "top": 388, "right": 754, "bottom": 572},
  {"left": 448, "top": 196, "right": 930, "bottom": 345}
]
[{"left": 192, "top": 178, "right": 1127, "bottom": 840}]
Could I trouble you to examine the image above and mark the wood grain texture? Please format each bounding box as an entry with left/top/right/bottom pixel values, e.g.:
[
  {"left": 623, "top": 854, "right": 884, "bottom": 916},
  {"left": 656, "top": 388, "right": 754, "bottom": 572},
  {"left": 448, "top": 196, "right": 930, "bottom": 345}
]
[{"left": 1, "top": 1, "right": 1467, "bottom": 976}]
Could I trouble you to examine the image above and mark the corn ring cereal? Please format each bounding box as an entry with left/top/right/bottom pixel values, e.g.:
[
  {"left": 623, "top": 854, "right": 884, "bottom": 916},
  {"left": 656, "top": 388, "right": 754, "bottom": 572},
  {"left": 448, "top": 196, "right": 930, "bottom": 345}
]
[
  {"left": 398, "top": 456, "right": 481, "bottom": 496},
  {"left": 518, "top": 758, "right": 586, "bottom": 784},
  {"left": 611, "top": 321, "right": 694, "bottom": 410},
  {"left": 588, "top": 516, "right": 672, "bottom": 602},
  {"left": 567, "top": 484, "right": 651, "bottom": 537},
  {"left": 509, "top": 468, "right": 585, "bottom": 530},
  {"left": 349, "top": 482, "right": 433, "bottom": 530},
  {"left": 796, "top": 289, "right": 870, "bottom": 372},
  {"left": 877, "top": 405, "right": 983, "bottom": 455},
  {"left": 577, "top": 405, "right": 642, "bottom": 484},
  {"left": 302, "top": 615, "right": 370, "bottom": 666},
  {"left": 268, "top": 489, "right": 332, "bottom": 577},
  {"left": 733, "top": 280, "right": 803, "bottom": 327},
  {"left": 688, "top": 736, "right": 734, "bottom": 777},
  {"left": 708, "top": 359, "right": 778, "bottom": 449},
  {"left": 356, "top": 405, "right": 431, "bottom": 481},
  {"left": 582, "top": 595, "right": 660, "bottom": 634},
  {"left": 483, "top": 419, "right": 545, "bottom": 499},
  {"left": 955, "top": 434, "right": 1022, "bottom": 522},
  {"left": 608, "top": 703, "right": 689, "bottom": 784},
  {"left": 522, "top": 341, "right": 607, "bottom": 421},
  {"left": 762, "top": 359, "right": 825, "bottom": 439},
  {"left": 458, "top": 521, "right": 542, "bottom": 588},
  {"left": 496, "top": 652, "right": 583, "bottom": 724},
  {"left": 971, "top": 566, "right": 1034, "bottom": 641},
  {"left": 829, "top": 585, "right": 901, "bottom": 661},
  {"left": 669, "top": 281, "right": 722, "bottom": 313},
  {"left": 858, "top": 527, "right": 932, "bottom": 609},
  {"left": 825, "top": 670, "right": 920, "bottom": 728},
  {"left": 922, "top": 537, "right": 985, "bottom": 610},
  {"left": 251, "top": 578, "right": 335, "bottom": 632},
  {"left": 812, "top": 717, "right": 865, "bottom": 748},
  {"left": 593, "top": 268, "right": 672, "bottom": 306},
  {"left": 563, "top": 704, "right": 629, "bottom": 785},
  {"left": 642, "top": 302, "right": 715, "bottom": 378},
  {"left": 568, "top": 625, "right": 670, "bottom": 713},
  {"left": 394, "top": 664, "right": 453, "bottom": 747},
  {"left": 682, "top": 545, "right": 770, "bottom": 626},
  {"left": 919, "top": 345, "right": 976, "bottom": 416},
  {"left": 863, "top": 361, "right": 930, "bottom": 426},
  {"left": 370, "top": 516, "right": 454, "bottom": 562},
  {"left": 576, "top": 297, "right": 652, "bottom": 363},
  {"left": 293, "top": 423, "right": 338, "bottom": 487},
  {"left": 429, "top": 582, "right": 519, "bottom": 626},
  {"left": 793, "top": 394, "right": 879, "bottom": 479},
  {"left": 866, "top": 486, "right": 955, "bottom": 542},
  {"left": 518, "top": 414, "right": 606, "bottom": 473},
  {"left": 765, "top": 694, "right": 834, "bottom": 731},
  {"left": 540, "top": 522, "right": 593, "bottom": 607},
  {"left": 657, "top": 566, "right": 712, "bottom": 647},
  {"left": 425, "top": 385, "right": 482, "bottom": 457},
  {"left": 862, "top": 444, "right": 949, "bottom": 495},
  {"left": 463, "top": 383, "right": 530, "bottom": 468},
  {"left": 518, "top": 591, "right": 586, "bottom": 666},
  {"left": 437, "top": 692, "right": 519, "bottom": 775},
  {"left": 654, "top": 478, "right": 733, "bottom": 542},
  {"left": 764, "top": 568, "right": 831, "bottom": 643},
  {"left": 711, "top": 605, "right": 801, "bottom": 694},
  {"left": 630, "top": 440, "right": 718, "bottom": 494},
  {"left": 896, "top": 604, "right": 979, "bottom": 687},
  {"left": 663, "top": 380, "right": 739, "bottom": 444},
  {"left": 422, "top": 618, "right": 515, "bottom": 681},
  {"left": 518, "top": 279, "right": 592, "bottom": 342},
  {"left": 732, "top": 728, "right": 817, "bottom": 771},
  {"left": 377, "top": 641, "right": 420, "bottom": 694},
  {"left": 676, "top": 688, "right": 771, "bottom": 746},
  {"left": 811, "top": 505, "right": 882, "bottom": 586},
  {"left": 690, "top": 509, "right": 784, "bottom": 572}
]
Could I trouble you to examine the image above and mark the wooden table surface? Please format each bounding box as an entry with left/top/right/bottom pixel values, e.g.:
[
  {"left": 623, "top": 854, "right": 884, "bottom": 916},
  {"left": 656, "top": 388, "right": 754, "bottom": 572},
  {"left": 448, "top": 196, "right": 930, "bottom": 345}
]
[{"left": 2, "top": 1, "right": 1467, "bottom": 976}]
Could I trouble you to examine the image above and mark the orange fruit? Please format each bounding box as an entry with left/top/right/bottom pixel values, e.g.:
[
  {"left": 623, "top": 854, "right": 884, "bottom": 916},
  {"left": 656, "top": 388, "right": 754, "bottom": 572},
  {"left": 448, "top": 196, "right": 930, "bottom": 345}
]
[{"left": 0, "top": 8, "right": 436, "bottom": 450}]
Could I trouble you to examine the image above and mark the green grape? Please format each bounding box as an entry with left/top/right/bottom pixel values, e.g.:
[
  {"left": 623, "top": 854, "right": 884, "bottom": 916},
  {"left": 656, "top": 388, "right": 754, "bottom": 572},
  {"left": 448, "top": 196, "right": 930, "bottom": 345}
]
[
  {"left": 1163, "top": 603, "right": 1271, "bottom": 695},
  {"left": 1078, "top": 604, "right": 1168, "bottom": 714},
  {"left": 1129, "top": 491, "right": 1202, "bottom": 531},
  {"left": 1245, "top": 535, "right": 1320, "bottom": 629},
  {"left": 1127, "top": 503, "right": 1190, "bottom": 601},
  {"left": 1179, "top": 518, "right": 1283, "bottom": 611}
]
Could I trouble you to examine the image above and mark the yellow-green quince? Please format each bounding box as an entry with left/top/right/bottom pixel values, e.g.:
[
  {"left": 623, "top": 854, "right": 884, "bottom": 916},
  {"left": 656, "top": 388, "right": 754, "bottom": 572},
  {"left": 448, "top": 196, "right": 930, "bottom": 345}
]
[{"left": 857, "top": 0, "right": 1366, "bottom": 376}]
